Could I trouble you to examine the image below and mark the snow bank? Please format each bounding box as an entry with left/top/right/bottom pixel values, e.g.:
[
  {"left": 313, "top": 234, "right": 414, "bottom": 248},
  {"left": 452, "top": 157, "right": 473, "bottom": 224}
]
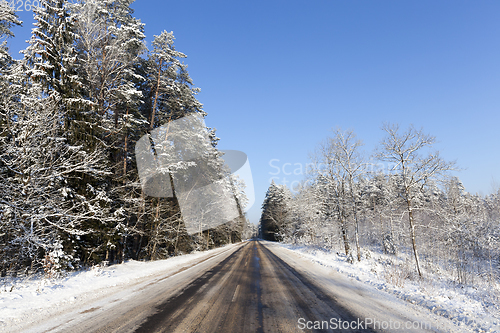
[
  {"left": 0, "top": 243, "right": 241, "bottom": 331},
  {"left": 275, "top": 242, "right": 500, "bottom": 333}
]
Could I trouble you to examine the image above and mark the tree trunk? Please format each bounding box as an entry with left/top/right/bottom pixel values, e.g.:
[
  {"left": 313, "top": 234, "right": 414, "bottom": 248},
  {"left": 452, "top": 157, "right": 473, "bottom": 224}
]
[
  {"left": 150, "top": 59, "right": 163, "bottom": 130},
  {"left": 354, "top": 220, "right": 361, "bottom": 261},
  {"left": 123, "top": 108, "right": 128, "bottom": 183},
  {"left": 350, "top": 180, "right": 361, "bottom": 262},
  {"left": 340, "top": 217, "right": 350, "bottom": 256},
  {"left": 380, "top": 210, "right": 386, "bottom": 254},
  {"left": 151, "top": 199, "right": 161, "bottom": 260},
  {"left": 207, "top": 229, "right": 210, "bottom": 250},
  {"left": 407, "top": 199, "right": 422, "bottom": 277}
]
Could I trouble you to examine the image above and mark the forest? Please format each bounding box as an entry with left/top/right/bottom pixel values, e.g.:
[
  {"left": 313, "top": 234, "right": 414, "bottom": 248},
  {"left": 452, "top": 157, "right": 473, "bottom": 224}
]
[
  {"left": 260, "top": 125, "right": 500, "bottom": 287},
  {"left": 0, "top": 0, "right": 251, "bottom": 278}
]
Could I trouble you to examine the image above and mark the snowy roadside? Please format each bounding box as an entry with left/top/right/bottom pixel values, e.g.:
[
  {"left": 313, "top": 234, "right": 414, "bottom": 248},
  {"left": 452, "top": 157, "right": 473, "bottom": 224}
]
[
  {"left": 0, "top": 242, "right": 243, "bottom": 332},
  {"left": 265, "top": 241, "right": 499, "bottom": 333}
]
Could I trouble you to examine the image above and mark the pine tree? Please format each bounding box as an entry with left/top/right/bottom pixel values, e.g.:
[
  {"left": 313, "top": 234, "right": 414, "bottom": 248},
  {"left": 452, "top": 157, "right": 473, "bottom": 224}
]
[
  {"left": 69, "top": 0, "right": 149, "bottom": 263},
  {"left": 146, "top": 30, "right": 204, "bottom": 129},
  {"left": 136, "top": 30, "right": 213, "bottom": 259},
  {"left": 0, "top": 83, "right": 115, "bottom": 273},
  {"left": 260, "top": 181, "right": 291, "bottom": 241},
  {"left": 0, "top": 0, "right": 250, "bottom": 274},
  {"left": 24, "top": 0, "right": 85, "bottom": 108},
  {"left": 0, "top": 1, "right": 21, "bottom": 64},
  {"left": 0, "top": 1, "right": 22, "bottom": 127},
  {"left": 18, "top": 0, "right": 127, "bottom": 266},
  {"left": 0, "top": 4, "right": 22, "bottom": 275},
  {"left": 72, "top": 0, "right": 145, "bottom": 117}
]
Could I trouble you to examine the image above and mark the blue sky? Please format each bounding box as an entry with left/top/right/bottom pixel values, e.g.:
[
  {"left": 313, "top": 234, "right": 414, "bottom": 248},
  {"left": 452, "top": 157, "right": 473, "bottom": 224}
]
[{"left": 7, "top": 0, "right": 500, "bottom": 224}]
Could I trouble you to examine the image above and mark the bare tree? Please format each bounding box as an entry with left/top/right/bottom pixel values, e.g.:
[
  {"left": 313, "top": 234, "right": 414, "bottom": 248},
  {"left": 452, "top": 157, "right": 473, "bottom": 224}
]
[
  {"left": 309, "top": 128, "right": 365, "bottom": 260},
  {"left": 376, "top": 123, "right": 455, "bottom": 277},
  {"left": 330, "top": 128, "right": 365, "bottom": 261}
]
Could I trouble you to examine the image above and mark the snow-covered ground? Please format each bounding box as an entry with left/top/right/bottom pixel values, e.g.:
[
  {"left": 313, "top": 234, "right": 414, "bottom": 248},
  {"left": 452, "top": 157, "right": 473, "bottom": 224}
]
[
  {"left": 1, "top": 240, "right": 498, "bottom": 332},
  {"left": 267, "top": 241, "right": 500, "bottom": 333},
  {"left": 0, "top": 243, "right": 242, "bottom": 332}
]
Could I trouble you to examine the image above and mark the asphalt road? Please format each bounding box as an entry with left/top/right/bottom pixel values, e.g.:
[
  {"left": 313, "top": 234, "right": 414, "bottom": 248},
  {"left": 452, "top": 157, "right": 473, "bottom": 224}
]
[
  {"left": 132, "top": 240, "right": 374, "bottom": 333},
  {"left": 14, "top": 240, "right": 462, "bottom": 333},
  {"left": 29, "top": 240, "right": 380, "bottom": 333}
]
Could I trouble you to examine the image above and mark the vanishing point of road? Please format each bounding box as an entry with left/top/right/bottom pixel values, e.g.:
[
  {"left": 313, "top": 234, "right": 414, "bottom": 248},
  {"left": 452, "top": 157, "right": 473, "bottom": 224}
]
[{"left": 133, "top": 240, "right": 373, "bottom": 333}]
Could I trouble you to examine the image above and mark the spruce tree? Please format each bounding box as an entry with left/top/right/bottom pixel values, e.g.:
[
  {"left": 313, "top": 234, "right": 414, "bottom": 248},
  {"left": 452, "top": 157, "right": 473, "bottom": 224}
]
[{"left": 24, "top": 0, "right": 84, "bottom": 107}]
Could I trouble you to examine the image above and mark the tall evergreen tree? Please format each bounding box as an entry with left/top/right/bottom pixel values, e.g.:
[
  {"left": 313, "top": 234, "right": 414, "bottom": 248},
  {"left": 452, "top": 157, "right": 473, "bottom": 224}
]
[
  {"left": 0, "top": 1, "right": 21, "bottom": 63},
  {"left": 24, "top": 0, "right": 85, "bottom": 108},
  {"left": 0, "top": 0, "right": 247, "bottom": 275},
  {"left": 260, "top": 181, "right": 290, "bottom": 241},
  {"left": 146, "top": 30, "right": 204, "bottom": 129}
]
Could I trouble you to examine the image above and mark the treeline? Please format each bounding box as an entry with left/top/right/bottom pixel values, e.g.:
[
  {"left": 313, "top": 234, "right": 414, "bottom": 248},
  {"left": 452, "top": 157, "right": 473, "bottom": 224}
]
[
  {"left": 260, "top": 125, "right": 500, "bottom": 285},
  {"left": 0, "top": 0, "right": 250, "bottom": 277}
]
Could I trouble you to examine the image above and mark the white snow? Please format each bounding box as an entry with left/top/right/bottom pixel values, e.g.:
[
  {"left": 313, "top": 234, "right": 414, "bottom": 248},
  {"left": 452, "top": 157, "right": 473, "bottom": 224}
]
[
  {"left": 1, "top": 240, "right": 498, "bottom": 333},
  {"left": 265, "top": 241, "right": 500, "bottom": 333},
  {"left": 0, "top": 243, "right": 241, "bottom": 332}
]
